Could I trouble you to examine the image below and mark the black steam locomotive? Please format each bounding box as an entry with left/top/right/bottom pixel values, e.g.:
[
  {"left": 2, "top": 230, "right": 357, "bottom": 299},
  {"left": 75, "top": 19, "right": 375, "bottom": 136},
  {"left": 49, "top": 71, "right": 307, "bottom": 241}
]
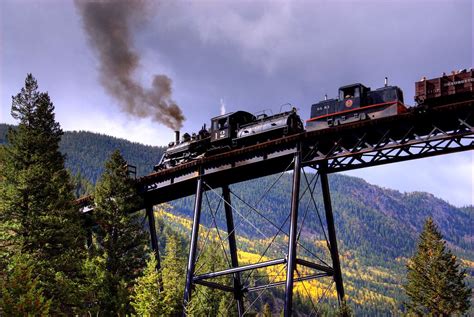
[{"left": 154, "top": 108, "right": 304, "bottom": 170}]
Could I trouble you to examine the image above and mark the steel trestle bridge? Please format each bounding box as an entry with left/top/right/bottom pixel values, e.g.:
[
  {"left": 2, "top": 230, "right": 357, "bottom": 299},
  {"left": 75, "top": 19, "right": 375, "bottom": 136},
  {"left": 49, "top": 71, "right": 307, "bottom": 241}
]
[{"left": 77, "top": 100, "right": 474, "bottom": 316}]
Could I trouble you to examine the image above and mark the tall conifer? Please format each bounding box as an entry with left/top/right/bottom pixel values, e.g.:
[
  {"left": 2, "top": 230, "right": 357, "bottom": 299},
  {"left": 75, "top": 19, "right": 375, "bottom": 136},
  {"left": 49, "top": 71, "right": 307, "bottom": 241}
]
[
  {"left": 130, "top": 252, "right": 163, "bottom": 316},
  {"left": 0, "top": 74, "right": 86, "bottom": 313},
  {"left": 92, "top": 150, "right": 148, "bottom": 314},
  {"left": 404, "top": 217, "right": 471, "bottom": 315},
  {"left": 0, "top": 253, "right": 51, "bottom": 316},
  {"left": 186, "top": 240, "right": 230, "bottom": 316},
  {"left": 161, "top": 232, "right": 186, "bottom": 316}
]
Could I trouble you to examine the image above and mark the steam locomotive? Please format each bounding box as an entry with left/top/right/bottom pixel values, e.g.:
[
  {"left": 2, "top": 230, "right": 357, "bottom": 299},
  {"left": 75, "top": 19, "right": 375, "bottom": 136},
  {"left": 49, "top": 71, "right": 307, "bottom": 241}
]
[
  {"left": 155, "top": 69, "right": 473, "bottom": 170},
  {"left": 154, "top": 108, "right": 304, "bottom": 170}
]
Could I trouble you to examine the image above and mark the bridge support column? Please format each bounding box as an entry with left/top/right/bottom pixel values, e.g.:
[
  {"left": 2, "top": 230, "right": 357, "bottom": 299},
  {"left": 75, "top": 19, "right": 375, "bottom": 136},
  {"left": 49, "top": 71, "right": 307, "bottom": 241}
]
[
  {"left": 320, "top": 161, "right": 345, "bottom": 307},
  {"left": 284, "top": 146, "right": 302, "bottom": 317},
  {"left": 183, "top": 175, "right": 204, "bottom": 315},
  {"left": 222, "top": 185, "right": 244, "bottom": 317},
  {"left": 146, "top": 204, "right": 163, "bottom": 292}
]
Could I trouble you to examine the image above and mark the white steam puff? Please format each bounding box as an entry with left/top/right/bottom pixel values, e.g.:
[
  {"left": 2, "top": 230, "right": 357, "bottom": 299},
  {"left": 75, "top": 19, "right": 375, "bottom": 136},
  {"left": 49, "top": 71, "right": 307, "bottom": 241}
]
[{"left": 220, "top": 98, "right": 226, "bottom": 115}]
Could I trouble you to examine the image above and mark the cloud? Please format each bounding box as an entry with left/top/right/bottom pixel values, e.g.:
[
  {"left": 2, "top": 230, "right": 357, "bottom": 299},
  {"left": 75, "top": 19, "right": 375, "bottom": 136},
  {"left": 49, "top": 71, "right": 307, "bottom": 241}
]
[{"left": 61, "top": 109, "right": 172, "bottom": 147}]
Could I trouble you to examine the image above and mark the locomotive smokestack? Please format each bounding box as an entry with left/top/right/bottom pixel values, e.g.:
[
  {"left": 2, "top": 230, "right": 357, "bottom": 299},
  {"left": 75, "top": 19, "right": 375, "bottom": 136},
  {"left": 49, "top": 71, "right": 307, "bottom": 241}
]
[
  {"left": 324, "top": 94, "right": 328, "bottom": 101},
  {"left": 175, "top": 131, "right": 180, "bottom": 145},
  {"left": 384, "top": 77, "right": 388, "bottom": 87}
]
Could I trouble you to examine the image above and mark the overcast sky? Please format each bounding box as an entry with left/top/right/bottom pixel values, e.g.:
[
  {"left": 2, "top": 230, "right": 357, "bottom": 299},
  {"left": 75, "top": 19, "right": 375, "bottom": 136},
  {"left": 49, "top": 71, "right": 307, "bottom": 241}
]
[{"left": 0, "top": 0, "right": 472, "bottom": 206}]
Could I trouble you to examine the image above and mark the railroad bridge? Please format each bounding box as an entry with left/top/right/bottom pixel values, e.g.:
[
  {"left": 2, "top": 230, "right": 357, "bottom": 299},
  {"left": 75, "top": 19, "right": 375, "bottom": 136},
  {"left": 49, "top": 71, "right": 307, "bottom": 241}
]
[{"left": 77, "top": 100, "right": 474, "bottom": 316}]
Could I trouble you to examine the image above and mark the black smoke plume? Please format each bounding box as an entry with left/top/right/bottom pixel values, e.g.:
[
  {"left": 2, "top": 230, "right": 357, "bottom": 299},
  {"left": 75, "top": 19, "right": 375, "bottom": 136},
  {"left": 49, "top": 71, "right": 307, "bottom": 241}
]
[{"left": 74, "top": 0, "right": 184, "bottom": 130}]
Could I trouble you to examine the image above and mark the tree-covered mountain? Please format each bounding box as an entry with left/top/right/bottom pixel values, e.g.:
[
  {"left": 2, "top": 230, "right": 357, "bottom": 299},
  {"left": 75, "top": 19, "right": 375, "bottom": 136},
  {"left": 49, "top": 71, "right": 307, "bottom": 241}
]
[
  {"left": 1, "top": 123, "right": 472, "bottom": 314},
  {"left": 1, "top": 124, "right": 165, "bottom": 183}
]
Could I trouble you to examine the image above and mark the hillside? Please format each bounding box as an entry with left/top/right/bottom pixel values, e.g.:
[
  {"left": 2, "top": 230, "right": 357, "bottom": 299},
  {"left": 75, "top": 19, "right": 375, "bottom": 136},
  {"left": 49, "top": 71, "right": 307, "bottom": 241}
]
[
  {"left": 169, "top": 172, "right": 474, "bottom": 314},
  {"left": 0, "top": 123, "right": 165, "bottom": 183},
  {"left": 1, "top": 123, "right": 472, "bottom": 314}
]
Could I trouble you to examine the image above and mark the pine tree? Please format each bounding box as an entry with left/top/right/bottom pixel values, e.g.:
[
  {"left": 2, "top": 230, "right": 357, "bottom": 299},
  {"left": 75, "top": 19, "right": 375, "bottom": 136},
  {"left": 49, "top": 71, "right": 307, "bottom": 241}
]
[
  {"left": 161, "top": 232, "right": 186, "bottom": 316},
  {"left": 130, "top": 252, "right": 163, "bottom": 316},
  {"left": 404, "top": 217, "right": 471, "bottom": 315},
  {"left": 0, "top": 253, "right": 51, "bottom": 316},
  {"left": 0, "top": 74, "right": 86, "bottom": 313},
  {"left": 186, "top": 240, "right": 230, "bottom": 316},
  {"left": 92, "top": 149, "right": 148, "bottom": 314},
  {"left": 72, "top": 172, "right": 94, "bottom": 198},
  {"left": 81, "top": 255, "right": 107, "bottom": 316}
]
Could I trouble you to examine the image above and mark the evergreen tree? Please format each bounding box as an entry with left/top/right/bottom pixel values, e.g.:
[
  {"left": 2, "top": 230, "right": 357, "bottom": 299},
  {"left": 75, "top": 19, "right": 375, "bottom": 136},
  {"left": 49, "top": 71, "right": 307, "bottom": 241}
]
[
  {"left": 186, "top": 240, "right": 230, "bottom": 316},
  {"left": 0, "top": 253, "right": 51, "bottom": 316},
  {"left": 72, "top": 172, "right": 94, "bottom": 198},
  {"left": 404, "top": 217, "right": 471, "bottom": 315},
  {"left": 81, "top": 255, "right": 107, "bottom": 316},
  {"left": 0, "top": 74, "right": 86, "bottom": 313},
  {"left": 91, "top": 150, "right": 148, "bottom": 314},
  {"left": 130, "top": 252, "right": 163, "bottom": 316},
  {"left": 161, "top": 232, "right": 186, "bottom": 316}
]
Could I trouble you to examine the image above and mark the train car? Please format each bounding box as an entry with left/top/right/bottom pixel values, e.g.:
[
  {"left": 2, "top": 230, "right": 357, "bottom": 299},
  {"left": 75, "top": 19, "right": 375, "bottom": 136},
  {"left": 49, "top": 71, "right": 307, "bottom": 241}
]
[
  {"left": 306, "top": 81, "right": 407, "bottom": 131},
  {"left": 415, "top": 68, "right": 474, "bottom": 106}
]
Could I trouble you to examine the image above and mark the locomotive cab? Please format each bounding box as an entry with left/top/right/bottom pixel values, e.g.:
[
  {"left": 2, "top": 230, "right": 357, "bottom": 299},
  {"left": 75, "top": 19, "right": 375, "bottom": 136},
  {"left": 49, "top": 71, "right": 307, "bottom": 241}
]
[
  {"left": 338, "top": 83, "right": 369, "bottom": 109},
  {"left": 210, "top": 111, "right": 255, "bottom": 145}
]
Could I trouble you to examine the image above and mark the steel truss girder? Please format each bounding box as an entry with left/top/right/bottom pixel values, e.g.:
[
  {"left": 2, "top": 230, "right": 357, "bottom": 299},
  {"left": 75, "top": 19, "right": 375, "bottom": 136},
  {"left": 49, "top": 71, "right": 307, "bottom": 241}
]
[
  {"left": 284, "top": 145, "right": 302, "bottom": 317},
  {"left": 222, "top": 185, "right": 245, "bottom": 314},
  {"left": 193, "top": 257, "right": 333, "bottom": 281},
  {"left": 304, "top": 111, "right": 474, "bottom": 173}
]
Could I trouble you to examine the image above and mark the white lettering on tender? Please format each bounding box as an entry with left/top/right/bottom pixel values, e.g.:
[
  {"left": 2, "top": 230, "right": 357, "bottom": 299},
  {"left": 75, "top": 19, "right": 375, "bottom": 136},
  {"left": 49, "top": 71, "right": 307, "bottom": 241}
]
[{"left": 444, "top": 78, "right": 474, "bottom": 87}]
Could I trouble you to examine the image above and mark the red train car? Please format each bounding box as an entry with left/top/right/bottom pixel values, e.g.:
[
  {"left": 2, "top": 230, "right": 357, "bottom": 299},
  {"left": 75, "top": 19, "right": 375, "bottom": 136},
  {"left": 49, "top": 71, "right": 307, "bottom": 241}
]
[{"left": 415, "top": 68, "right": 474, "bottom": 105}]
